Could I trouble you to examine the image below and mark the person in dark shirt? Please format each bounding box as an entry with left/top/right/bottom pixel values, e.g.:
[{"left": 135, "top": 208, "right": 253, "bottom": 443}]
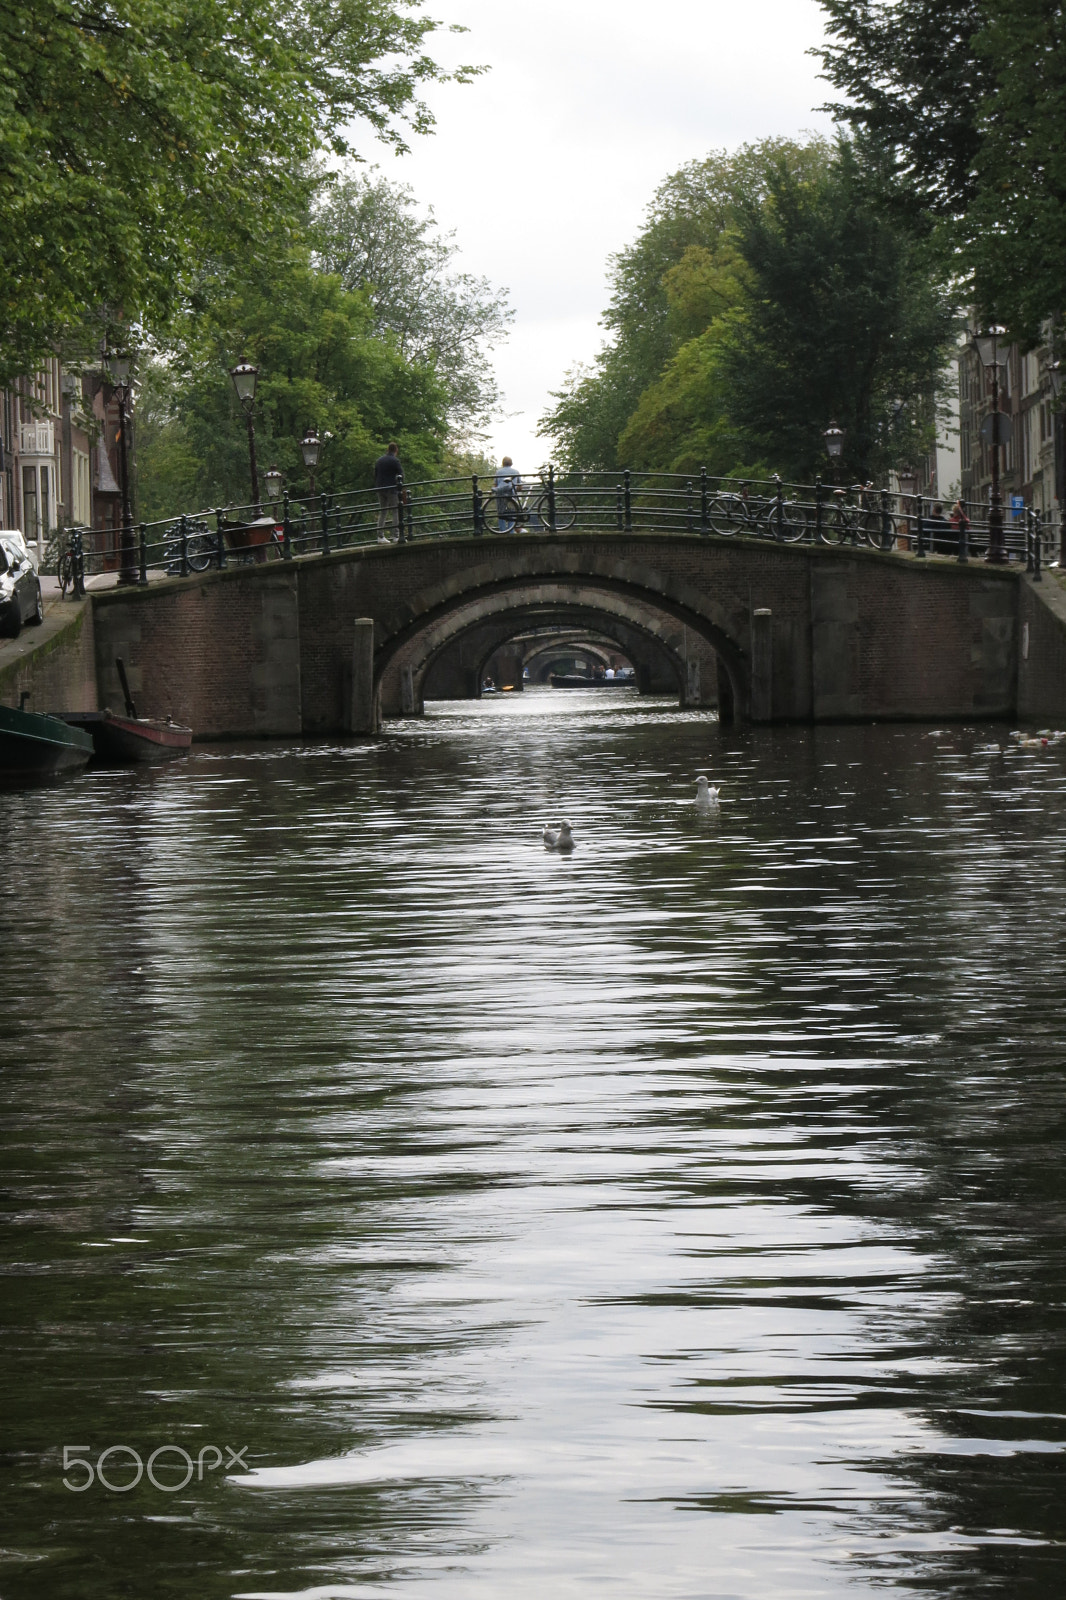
[{"left": 374, "top": 442, "right": 403, "bottom": 542}]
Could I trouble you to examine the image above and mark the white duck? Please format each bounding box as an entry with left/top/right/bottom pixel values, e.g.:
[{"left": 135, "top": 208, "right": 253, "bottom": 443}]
[
  {"left": 695, "top": 775, "right": 721, "bottom": 813},
  {"left": 543, "top": 820, "right": 575, "bottom": 852}
]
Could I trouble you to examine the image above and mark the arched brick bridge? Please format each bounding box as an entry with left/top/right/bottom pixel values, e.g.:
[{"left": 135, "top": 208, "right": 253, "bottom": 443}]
[{"left": 87, "top": 529, "right": 1025, "bottom": 738}]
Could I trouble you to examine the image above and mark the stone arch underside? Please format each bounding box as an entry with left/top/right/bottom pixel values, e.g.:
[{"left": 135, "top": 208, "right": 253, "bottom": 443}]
[
  {"left": 374, "top": 559, "right": 748, "bottom": 719},
  {"left": 421, "top": 610, "right": 683, "bottom": 700},
  {"left": 379, "top": 586, "right": 735, "bottom": 716}
]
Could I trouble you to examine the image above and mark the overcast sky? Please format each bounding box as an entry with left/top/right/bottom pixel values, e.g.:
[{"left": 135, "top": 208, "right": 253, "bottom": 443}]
[{"left": 366, "top": 0, "right": 836, "bottom": 468}]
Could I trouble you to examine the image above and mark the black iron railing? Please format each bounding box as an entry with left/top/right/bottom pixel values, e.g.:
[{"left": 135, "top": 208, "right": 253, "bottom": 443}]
[{"left": 50, "top": 468, "right": 1051, "bottom": 591}]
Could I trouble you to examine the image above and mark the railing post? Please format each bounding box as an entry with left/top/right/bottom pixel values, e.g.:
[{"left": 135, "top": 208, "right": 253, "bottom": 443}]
[
  {"left": 320, "top": 492, "right": 331, "bottom": 556},
  {"left": 957, "top": 508, "right": 969, "bottom": 564},
  {"left": 215, "top": 509, "right": 227, "bottom": 569},
  {"left": 1034, "top": 509, "right": 1043, "bottom": 582},
  {"left": 71, "top": 529, "right": 86, "bottom": 598},
  {"left": 472, "top": 474, "right": 483, "bottom": 536},
  {"left": 282, "top": 491, "right": 293, "bottom": 560},
  {"left": 700, "top": 466, "right": 709, "bottom": 533},
  {"left": 547, "top": 464, "right": 557, "bottom": 532},
  {"left": 179, "top": 514, "right": 190, "bottom": 577},
  {"left": 773, "top": 475, "right": 784, "bottom": 542},
  {"left": 814, "top": 479, "right": 824, "bottom": 544},
  {"left": 405, "top": 487, "right": 414, "bottom": 543},
  {"left": 916, "top": 496, "right": 927, "bottom": 558},
  {"left": 1025, "top": 507, "right": 1035, "bottom": 573},
  {"left": 880, "top": 489, "right": 893, "bottom": 551},
  {"left": 138, "top": 523, "right": 148, "bottom": 585},
  {"left": 616, "top": 483, "right": 624, "bottom": 531},
  {"left": 623, "top": 468, "right": 633, "bottom": 532},
  {"left": 686, "top": 478, "right": 694, "bottom": 532}
]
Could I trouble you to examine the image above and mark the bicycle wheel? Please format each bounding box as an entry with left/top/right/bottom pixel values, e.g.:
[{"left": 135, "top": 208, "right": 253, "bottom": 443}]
[
  {"left": 778, "top": 501, "right": 814, "bottom": 543},
  {"left": 486, "top": 494, "right": 521, "bottom": 533},
  {"left": 185, "top": 533, "right": 215, "bottom": 572},
  {"left": 535, "top": 492, "right": 577, "bottom": 530},
  {"left": 707, "top": 495, "right": 741, "bottom": 535},
  {"left": 57, "top": 550, "right": 74, "bottom": 596}
]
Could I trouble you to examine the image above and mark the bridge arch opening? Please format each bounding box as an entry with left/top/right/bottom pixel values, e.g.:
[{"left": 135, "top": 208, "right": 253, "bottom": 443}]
[{"left": 376, "top": 575, "right": 743, "bottom": 721}]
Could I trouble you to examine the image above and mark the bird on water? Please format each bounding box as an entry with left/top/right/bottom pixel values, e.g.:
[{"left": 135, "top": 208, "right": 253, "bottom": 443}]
[
  {"left": 543, "top": 820, "right": 575, "bottom": 852},
  {"left": 695, "top": 775, "right": 721, "bottom": 813}
]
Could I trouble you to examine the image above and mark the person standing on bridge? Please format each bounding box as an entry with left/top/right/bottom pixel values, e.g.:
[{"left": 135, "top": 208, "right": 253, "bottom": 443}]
[
  {"left": 374, "top": 442, "right": 403, "bottom": 542},
  {"left": 492, "top": 456, "right": 521, "bottom": 533}
]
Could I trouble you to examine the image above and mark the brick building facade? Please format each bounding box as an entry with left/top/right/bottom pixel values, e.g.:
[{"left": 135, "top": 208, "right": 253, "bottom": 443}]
[{"left": 0, "top": 362, "right": 130, "bottom": 566}]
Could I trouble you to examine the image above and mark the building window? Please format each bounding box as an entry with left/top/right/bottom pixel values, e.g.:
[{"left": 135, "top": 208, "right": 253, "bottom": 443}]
[
  {"left": 22, "top": 465, "right": 37, "bottom": 538},
  {"left": 40, "top": 465, "right": 50, "bottom": 534}
]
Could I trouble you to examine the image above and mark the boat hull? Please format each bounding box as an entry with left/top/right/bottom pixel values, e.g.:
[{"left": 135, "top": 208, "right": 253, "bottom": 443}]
[
  {"left": 0, "top": 704, "right": 93, "bottom": 777},
  {"left": 55, "top": 711, "right": 192, "bottom": 764}
]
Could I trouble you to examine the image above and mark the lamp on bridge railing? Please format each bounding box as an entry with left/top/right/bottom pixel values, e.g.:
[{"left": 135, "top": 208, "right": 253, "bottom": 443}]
[
  {"left": 1046, "top": 358, "right": 1064, "bottom": 399},
  {"left": 824, "top": 420, "right": 845, "bottom": 483},
  {"left": 229, "top": 359, "right": 262, "bottom": 516},
  {"left": 102, "top": 345, "right": 138, "bottom": 587},
  {"left": 300, "top": 428, "right": 321, "bottom": 499},
  {"left": 972, "top": 326, "right": 1008, "bottom": 564},
  {"left": 264, "top": 466, "right": 284, "bottom": 504}
]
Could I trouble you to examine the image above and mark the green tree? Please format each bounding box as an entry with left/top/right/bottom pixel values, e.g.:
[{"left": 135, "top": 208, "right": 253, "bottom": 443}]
[
  {"left": 314, "top": 168, "right": 512, "bottom": 445},
  {"left": 0, "top": 0, "right": 476, "bottom": 380},
  {"left": 817, "top": 1, "right": 1066, "bottom": 337},
  {"left": 718, "top": 146, "right": 955, "bottom": 482},
  {"left": 135, "top": 249, "right": 447, "bottom": 521},
  {"left": 539, "top": 139, "right": 830, "bottom": 468}
]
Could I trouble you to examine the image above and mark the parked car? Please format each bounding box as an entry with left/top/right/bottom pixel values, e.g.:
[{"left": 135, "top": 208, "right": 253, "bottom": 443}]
[{"left": 0, "top": 533, "right": 45, "bottom": 637}]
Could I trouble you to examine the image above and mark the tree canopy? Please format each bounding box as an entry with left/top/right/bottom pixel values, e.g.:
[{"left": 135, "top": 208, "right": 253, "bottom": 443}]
[
  {"left": 0, "top": 0, "right": 475, "bottom": 380},
  {"left": 315, "top": 168, "right": 512, "bottom": 443},
  {"left": 818, "top": 0, "right": 1066, "bottom": 338},
  {"left": 135, "top": 246, "right": 448, "bottom": 522},
  {"left": 540, "top": 138, "right": 955, "bottom": 481}
]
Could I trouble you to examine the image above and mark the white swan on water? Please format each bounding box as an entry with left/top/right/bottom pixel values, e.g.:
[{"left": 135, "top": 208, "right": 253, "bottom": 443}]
[
  {"left": 543, "top": 820, "right": 575, "bottom": 852},
  {"left": 695, "top": 775, "right": 721, "bottom": 813}
]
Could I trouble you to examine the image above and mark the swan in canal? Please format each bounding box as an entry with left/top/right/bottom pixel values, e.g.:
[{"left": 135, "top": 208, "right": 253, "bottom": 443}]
[
  {"left": 543, "top": 820, "right": 575, "bottom": 852},
  {"left": 695, "top": 775, "right": 720, "bottom": 812}
]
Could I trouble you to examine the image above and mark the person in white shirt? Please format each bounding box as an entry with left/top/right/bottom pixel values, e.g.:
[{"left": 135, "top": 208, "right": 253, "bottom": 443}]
[{"left": 491, "top": 457, "right": 521, "bottom": 532}]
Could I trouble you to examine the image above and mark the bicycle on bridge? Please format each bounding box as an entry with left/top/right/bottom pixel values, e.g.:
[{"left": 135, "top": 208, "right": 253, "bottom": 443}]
[{"left": 484, "top": 469, "right": 578, "bottom": 533}]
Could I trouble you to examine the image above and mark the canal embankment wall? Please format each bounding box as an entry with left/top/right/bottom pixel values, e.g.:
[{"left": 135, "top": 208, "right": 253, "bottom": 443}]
[
  {"left": 4, "top": 536, "right": 1066, "bottom": 734},
  {"left": 0, "top": 598, "right": 98, "bottom": 718}
]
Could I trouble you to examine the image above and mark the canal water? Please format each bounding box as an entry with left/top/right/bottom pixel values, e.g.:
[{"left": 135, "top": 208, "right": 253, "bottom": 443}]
[{"left": 3, "top": 689, "right": 1066, "bottom": 1599}]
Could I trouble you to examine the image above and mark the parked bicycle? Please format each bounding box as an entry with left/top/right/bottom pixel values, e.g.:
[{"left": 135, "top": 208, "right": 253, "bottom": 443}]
[
  {"left": 484, "top": 470, "right": 577, "bottom": 533},
  {"left": 707, "top": 482, "right": 774, "bottom": 537},
  {"left": 162, "top": 519, "right": 216, "bottom": 574}
]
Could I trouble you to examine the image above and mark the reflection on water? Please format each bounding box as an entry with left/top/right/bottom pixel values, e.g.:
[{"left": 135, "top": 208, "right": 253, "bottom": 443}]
[{"left": 3, "top": 687, "right": 1066, "bottom": 1598}]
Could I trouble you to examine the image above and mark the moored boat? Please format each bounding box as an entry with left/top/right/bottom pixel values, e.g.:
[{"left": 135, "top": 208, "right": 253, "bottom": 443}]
[
  {"left": 0, "top": 701, "right": 93, "bottom": 778},
  {"left": 53, "top": 657, "right": 192, "bottom": 764},
  {"left": 54, "top": 709, "right": 192, "bottom": 764}
]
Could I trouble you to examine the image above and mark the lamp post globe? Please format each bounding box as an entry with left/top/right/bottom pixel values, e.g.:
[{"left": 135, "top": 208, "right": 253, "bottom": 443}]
[
  {"left": 229, "top": 358, "right": 262, "bottom": 514},
  {"left": 300, "top": 428, "right": 322, "bottom": 499},
  {"left": 264, "top": 466, "right": 284, "bottom": 504},
  {"left": 824, "top": 420, "right": 845, "bottom": 485},
  {"left": 973, "top": 328, "right": 1008, "bottom": 563},
  {"left": 229, "top": 359, "right": 259, "bottom": 410}
]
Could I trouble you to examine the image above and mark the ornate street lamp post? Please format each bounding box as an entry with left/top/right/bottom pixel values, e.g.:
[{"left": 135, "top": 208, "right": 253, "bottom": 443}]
[
  {"left": 103, "top": 348, "right": 138, "bottom": 586},
  {"left": 973, "top": 328, "right": 1008, "bottom": 563},
  {"left": 824, "top": 420, "right": 846, "bottom": 484},
  {"left": 300, "top": 428, "right": 322, "bottom": 499},
  {"left": 229, "top": 359, "right": 261, "bottom": 515}
]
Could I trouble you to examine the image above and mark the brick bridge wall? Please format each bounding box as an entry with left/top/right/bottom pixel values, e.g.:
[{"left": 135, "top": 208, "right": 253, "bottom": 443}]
[{"left": 30, "top": 531, "right": 1029, "bottom": 735}]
